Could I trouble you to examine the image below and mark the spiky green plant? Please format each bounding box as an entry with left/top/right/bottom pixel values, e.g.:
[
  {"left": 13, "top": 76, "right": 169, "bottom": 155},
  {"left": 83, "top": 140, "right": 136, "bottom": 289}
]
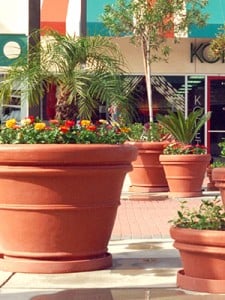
[
  {"left": 0, "top": 30, "right": 139, "bottom": 121},
  {"left": 156, "top": 109, "right": 211, "bottom": 144}
]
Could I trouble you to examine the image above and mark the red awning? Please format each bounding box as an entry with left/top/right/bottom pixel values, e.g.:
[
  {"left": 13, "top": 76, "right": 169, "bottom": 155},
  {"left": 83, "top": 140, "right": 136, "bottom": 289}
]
[{"left": 41, "top": 0, "right": 69, "bottom": 34}]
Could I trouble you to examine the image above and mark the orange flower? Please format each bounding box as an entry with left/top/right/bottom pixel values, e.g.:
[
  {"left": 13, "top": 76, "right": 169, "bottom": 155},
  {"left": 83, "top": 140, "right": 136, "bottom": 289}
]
[
  {"left": 86, "top": 125, "right": 97, "bottom": 132},
  {"left": 60, "top": 126, "right": 69, "bottom": 133}
]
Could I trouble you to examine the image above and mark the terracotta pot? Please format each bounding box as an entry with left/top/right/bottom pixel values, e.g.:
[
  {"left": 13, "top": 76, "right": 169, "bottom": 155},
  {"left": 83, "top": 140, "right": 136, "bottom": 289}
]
[
  {"left": 127, "top": 141, "right": 169, "bottom": 192},
  {"left": 159, "top": 154, "right": 211, "bottom": 198},
  {"left": 0, "top": 144, "right": 137, "bottom": 273},
  {"left": 212, "top": 167, "right": 225, "bottom": 206},
  {"left": 170, "top": 226, "right": 225, "bottom": 293},
  {"left": 207, "top": 166, "right": 219, "bottom": 191}
]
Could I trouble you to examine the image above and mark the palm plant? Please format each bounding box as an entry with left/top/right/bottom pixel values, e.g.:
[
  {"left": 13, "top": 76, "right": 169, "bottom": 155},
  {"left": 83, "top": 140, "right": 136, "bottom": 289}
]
[
  {"left": 0, "top": 30, "right": 138, "bottom": 121},
  {"left": 156, "top": 108, "right": 211, "bottom": 144}
]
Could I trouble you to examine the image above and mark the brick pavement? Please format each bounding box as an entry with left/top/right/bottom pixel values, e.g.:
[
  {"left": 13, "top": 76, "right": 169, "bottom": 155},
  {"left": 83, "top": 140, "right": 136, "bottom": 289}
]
[{"left": 111, "top": 190, "right": 220, "bottom": 240}]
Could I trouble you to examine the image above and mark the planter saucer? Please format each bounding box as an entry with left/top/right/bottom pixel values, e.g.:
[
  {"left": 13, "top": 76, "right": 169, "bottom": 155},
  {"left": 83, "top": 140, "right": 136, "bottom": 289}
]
[
  {"left": 0, "top": 253, "right": 112, "bottom": 274},
  {"left": 177, "top": 269, "right": 225, "bottom": 294}
]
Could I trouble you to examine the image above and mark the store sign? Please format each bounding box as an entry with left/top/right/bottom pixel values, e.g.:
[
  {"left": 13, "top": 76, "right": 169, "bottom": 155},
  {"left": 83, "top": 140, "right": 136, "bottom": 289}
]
[{"left": 190, "top": 42, "right": 223, "bottom": 64}]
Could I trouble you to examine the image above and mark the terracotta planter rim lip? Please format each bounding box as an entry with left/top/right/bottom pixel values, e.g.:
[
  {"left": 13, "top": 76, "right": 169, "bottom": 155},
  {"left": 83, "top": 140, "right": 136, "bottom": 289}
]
[
  {"left": 0, "top": 143, "right": 137, "bottom": 165},
  {"left": 126, "top": 141, "right": 169, "bottom": 150},
  {"left": 126, "top": 141, "right": 169, "bottom": 145},
  {"left": 170, "top": 225, "right": 225, "bottom": 234},
  {"left": 212, "top": 167, "right": 225, "bottom": 179},
  {"left": 160, "top": 153, "right": 211, "bottom": 162},
  {"left": 170, "top": 226, "right": 225, "bottom": 246}
]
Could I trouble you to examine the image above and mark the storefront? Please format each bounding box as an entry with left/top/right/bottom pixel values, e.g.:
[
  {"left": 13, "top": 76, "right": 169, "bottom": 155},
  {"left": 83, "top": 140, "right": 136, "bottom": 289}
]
[
  {"left": 112, "top": 37, "right": 225, "bottom": 157},
  {"left": 0, "top": 0, "right": 225, "bottom": 156}
]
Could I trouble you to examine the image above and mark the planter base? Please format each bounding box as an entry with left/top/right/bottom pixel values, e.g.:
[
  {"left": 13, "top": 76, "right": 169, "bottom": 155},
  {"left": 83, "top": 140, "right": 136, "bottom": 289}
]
[
  {"left": 129, "top": 185, "right": 168, "bottom": 193},
  {"left": 177, "top": 269, "right": 225, "bottom": 294},
  {"left": 168, "top": 191, "right": 203, "bottom": 198},
  {"left": 0, "top": 253, "right": 112, "bottom": 274}
]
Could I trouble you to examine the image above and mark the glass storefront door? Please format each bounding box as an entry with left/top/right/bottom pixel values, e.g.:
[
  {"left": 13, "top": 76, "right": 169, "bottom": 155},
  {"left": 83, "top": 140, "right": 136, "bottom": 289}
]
[{"left": 208, "top": 77, "right": 225, "bottom": 158}]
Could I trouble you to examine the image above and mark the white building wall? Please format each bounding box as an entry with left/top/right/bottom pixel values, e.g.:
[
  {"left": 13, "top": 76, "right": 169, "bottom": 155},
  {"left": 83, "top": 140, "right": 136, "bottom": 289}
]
[{"left": 0, "top": 0, "right": 28, "bottom": 34}]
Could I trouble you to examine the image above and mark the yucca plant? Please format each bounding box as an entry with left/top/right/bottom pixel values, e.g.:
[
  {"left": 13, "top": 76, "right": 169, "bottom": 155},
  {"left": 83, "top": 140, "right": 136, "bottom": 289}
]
[{"left": 156, "top": 108, "right": 211, "bottom": 144}]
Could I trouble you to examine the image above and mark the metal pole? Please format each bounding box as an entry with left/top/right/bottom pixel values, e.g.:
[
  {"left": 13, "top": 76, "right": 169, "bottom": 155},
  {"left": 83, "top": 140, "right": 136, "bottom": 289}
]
[{"left": 80, "top": 0, "right": 87, "bottom": 36}]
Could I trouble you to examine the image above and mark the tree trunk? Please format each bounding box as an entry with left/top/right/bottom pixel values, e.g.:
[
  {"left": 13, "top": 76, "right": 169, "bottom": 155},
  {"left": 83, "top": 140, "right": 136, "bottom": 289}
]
[
  {"left": 141, "top": 39, "right": 153, "bottom": 122},
  {"left": 55, "top": 87, "right": 78, "bottom": 120}
]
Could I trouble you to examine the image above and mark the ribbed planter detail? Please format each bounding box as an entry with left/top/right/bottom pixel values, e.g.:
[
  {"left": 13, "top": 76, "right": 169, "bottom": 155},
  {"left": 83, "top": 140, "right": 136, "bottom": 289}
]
[
  {"left": 170, "top": 226, "right": 225, "bottom": 293},
  {"left": 0, "top": 144, "right": 137, "bottom": 273},
  {"left": 159, "top": 154, "right": 211, "bottom": 198},
  {"left": 127, "top": 141, "right": 168, "bottom": 193}
]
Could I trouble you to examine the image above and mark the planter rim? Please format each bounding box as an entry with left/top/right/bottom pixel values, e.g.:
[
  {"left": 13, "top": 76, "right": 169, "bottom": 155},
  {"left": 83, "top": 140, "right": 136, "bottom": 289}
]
[
  {"left": 159, "top": 153, "right": 211, "bottom": 162},
  {"left": 212, "top": 167, "right": 225, "bottom": 180},
  {"left": 126, "top": 141, "right": 169, "bottom": 150},
  {"left": 170, "top": 226, "right": 225, "bottom": 247},
  {"left": 0, "top": 143, "right": 137, "bottom": 166}
]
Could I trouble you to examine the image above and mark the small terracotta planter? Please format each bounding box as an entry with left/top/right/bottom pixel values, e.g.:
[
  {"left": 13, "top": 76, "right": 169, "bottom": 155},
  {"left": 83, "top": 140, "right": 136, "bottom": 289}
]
[
  {"left": 170, "top": 226, "right": 225, "bottom": 293},
  {"left": 159, "top": 154, "right": 211, "bottom": 198},
  {"left": 0, "top": 144, "right": 137, "bottom": 273},
  {"left": 127, "top": 141, "right": 168, "bottom": 193},
  {"left": 207, "top": 166, "right": 219, "bottom": 191},
  {"left": 212, "top": 167, "right": 225, "bottom": 206}
]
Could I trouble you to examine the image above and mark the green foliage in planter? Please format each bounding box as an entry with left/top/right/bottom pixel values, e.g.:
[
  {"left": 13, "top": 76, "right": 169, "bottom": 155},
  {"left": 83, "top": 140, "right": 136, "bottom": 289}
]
[
  {"left": 169, "top": 198, "right": 225, "bottom": 230},
  {"left": 210, "top": 159, "right": 225, "bottom": 168},
  {"left": 156, "top": 108, "right": 211, "bottom": 144},
  {"left": 218, "top": 139, "right": 225, "bottom": 158},
  {"left": 127, "top": 122, "right": 169, "bottom": 142}
]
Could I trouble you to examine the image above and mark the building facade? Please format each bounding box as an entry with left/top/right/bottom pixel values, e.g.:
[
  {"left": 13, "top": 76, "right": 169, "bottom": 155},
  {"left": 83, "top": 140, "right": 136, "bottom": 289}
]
[{"left": 0, "top": 0, "right": 225, "bottom": 156}]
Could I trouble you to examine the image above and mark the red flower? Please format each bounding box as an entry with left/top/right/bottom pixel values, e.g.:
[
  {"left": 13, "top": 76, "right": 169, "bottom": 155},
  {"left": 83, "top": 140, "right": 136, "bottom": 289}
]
[
  {"left": 28, "top": 116, "right": 35, "bottom": 124},
  {"left": 64, "top": 120, "right": 75, "bottom": 128}
]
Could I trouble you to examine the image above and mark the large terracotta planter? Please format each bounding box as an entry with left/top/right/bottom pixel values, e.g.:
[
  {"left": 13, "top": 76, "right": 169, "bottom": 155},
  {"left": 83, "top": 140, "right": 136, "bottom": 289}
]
[
  {"left": 170, "top": 226, "right": 225, "bottom": 293},
  {"left": 159, "top": 154, "right": 211, "bottom": 198},
  {"left": 0, "top": 144, "right": 137, "bottom": 274},
  {"left": 212, "top": 167, "right": 225, "bottom": 205},
  {"left": 127, "top": 141, "right": 168, "bottom": 192}
]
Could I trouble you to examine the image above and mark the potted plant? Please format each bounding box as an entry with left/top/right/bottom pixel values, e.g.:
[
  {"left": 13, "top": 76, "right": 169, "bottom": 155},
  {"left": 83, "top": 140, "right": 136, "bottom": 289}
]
[
  {"left": 212, "top": 139, "right": 225, "bottom": 206},
  {"left": 207, "top": 139, "right": 225, "bottom": 191},
  {"left": 126, "top": 122, "right": 171, "bottom": 192},
  {"left": 0, "top": 117, "right": 137, "bottom": 274},
  {"left": 170, "top": 197, "right": 225, "bottom": 293},
  {"left": 157, "top": 109, "right": 211, "bottom": 198},
  {"left": 207, "top": 160, "right": 225, "bottom": 191},
  {"left": 0, "top": 31, "right": 138, "bottom": 274}
]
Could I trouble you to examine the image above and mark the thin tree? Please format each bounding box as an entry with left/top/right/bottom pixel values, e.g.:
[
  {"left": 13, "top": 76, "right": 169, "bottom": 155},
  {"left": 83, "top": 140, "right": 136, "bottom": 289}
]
[{"left": 102, "top": 0, "right": 209, "bottom": 122}]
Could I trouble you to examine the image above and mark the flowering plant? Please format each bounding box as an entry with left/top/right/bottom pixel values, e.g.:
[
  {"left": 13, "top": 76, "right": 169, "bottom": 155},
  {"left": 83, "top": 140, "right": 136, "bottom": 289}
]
[
  {"left": 127, "top": 122, "right": 170, "bottom": 142},
  {"left": 163, "top": 142, "right": 207, "bottom": 155},
  {"left": 169, "top": 198, "right": 225, "bottom": 230},
  {"left": 0, "top": 117, "right": 128, "bottom": 144}
]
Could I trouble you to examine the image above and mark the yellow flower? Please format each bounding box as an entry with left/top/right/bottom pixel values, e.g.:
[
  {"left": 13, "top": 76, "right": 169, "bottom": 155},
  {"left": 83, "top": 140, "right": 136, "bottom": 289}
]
[
  {"left": 5, "top": 119, "right": 17, "bottom": 128},
  {"left": 80, "top": 120, "right": 91, "bottom": 127},
  {"left": 34, "top": 122, "right": 46, "bottom": 131},
  {"left": 120, "top": 127, "right": 130, "bottom": 133}
]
